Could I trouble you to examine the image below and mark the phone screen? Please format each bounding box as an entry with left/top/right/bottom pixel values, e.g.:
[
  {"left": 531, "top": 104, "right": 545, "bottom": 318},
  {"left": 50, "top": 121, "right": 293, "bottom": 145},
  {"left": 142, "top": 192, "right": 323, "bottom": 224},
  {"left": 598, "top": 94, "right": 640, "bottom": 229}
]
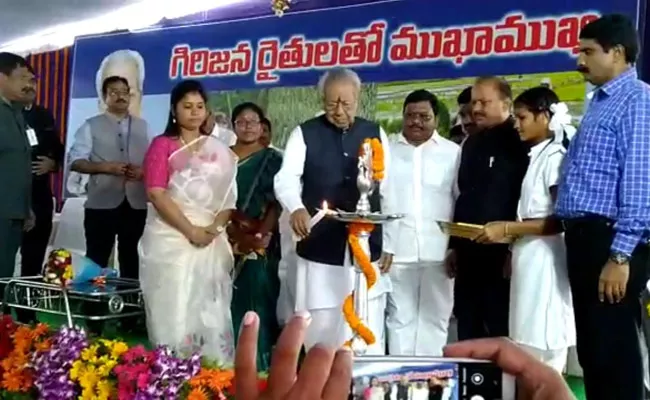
[{"left": 351, "top": 356, "right": 515, "bottom": 400}]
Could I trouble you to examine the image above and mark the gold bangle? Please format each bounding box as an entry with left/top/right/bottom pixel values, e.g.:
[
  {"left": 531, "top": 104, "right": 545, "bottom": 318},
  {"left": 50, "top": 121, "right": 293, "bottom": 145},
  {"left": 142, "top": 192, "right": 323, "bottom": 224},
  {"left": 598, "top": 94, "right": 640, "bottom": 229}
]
[{"left": 504, "top": 223, "right": 509, "bottom": 236}]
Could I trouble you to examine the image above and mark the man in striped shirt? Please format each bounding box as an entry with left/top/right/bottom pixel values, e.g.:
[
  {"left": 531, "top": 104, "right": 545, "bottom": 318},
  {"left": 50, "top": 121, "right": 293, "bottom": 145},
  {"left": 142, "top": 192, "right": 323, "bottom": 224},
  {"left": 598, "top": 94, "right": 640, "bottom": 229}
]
[{"left": 556, "top": 14, "right": 650, "bottom": 400}]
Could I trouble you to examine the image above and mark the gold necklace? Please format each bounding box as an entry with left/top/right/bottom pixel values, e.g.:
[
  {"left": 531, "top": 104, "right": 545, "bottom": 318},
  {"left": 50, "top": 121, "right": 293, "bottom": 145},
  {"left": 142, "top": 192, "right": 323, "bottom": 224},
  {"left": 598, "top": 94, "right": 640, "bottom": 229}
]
[{"left": 180, "top": 136, "right": 199, "bottom": 154}]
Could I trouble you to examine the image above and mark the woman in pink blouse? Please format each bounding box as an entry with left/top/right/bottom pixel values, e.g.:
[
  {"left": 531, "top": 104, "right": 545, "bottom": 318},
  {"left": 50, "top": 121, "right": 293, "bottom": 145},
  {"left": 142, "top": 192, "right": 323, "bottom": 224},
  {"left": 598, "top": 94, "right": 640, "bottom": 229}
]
[{"left": 138, "top": 80, "right": 238, "bottom": 362}]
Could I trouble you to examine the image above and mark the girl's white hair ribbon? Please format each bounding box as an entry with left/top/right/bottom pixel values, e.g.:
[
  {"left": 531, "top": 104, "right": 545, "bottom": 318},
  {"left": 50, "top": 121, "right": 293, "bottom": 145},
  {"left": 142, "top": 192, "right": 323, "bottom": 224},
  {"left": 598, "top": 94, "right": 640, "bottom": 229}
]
[{"left": 549, "top": 102, "right": 576, "bottom": 143}]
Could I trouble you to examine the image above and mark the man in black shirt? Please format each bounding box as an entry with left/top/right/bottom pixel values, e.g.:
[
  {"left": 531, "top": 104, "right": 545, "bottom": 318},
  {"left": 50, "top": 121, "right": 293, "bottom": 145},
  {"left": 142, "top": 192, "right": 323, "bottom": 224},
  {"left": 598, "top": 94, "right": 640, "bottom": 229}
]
[
  {"left": 449, "top": 86, "right": 476, "bottom": 144},
  {"left": 446, "top": 76, "right": 529, "bottom": 340},
  {"left": 18, "top": 85, "right": 64, "bottom": 323}
]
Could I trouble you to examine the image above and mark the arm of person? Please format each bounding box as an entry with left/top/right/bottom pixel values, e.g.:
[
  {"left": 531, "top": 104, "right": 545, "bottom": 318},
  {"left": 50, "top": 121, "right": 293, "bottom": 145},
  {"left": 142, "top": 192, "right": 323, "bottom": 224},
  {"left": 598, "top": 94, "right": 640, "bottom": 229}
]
[
  {"left": 500, "top": 150, "right": 564, "bottom": 237},
  {"left": 144, "top": 137, "right": 195, "bottom": 238},
  {"left": 612, "top": 88, "right": 650, "bottom": 257},
  {"left": 69, "top": 122, "right": 120, "bottom": 175},
  {"left": 209, "top": 177, "right": 238, "bottom": 233},
  {"left": 379, "top": 127, "right": 396, "bottom": 255},
  {"left": 274, "top": 126, "right": 306, "bottom": 213},
  {"left": 127, "top": 121, "right": 156, "bottom": 181},
  {"left": 448, "top": 144, "right": 463, "bottom": 250}
]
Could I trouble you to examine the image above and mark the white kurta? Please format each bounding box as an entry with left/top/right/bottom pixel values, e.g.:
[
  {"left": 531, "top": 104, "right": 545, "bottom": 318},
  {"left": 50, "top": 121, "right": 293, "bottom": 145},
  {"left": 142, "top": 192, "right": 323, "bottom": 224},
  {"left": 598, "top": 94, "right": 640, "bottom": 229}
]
[
  {"left": 274, "top": 123, "right": 392, "bottom": 352},
  {"left": 384, "top": 133, "right": 459, "bottom": 356},
  {"left": 276, "top": 209, "right": 296, "bottom": 326},
  {"left": 510, "top": 139, "right": 576, "bottom": 357}
]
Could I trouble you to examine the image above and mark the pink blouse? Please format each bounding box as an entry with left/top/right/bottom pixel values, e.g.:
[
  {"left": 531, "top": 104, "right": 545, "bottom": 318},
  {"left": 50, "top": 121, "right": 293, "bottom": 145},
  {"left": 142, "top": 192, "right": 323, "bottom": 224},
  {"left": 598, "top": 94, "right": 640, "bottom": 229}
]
[{"left": 143, "top": 135, "right": 180, "bottom": 189}]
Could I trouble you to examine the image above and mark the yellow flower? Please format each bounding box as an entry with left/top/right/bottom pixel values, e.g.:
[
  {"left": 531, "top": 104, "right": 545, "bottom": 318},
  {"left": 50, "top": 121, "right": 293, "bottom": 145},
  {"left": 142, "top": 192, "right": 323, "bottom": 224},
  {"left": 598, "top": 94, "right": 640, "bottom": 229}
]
[
  {"left": 97, "top": 360, "right": 117, "bottom": 377},
  {"left": 80, "top": 387, "right": 96, "bottom": 399},
  {"left": 111, "top": 341, "right": 129, "bottom": 358},
  {"left": 96, "top": 380, "right": 113, "bottom": 400},
  {"left": 62, "top": 265, "right": 73, "bottom": 280},
  {"left": 79, "top": 366, "right": 100, "bottom": 389},
  {"left": 70, "top": 361, "right": 84, "bottom": 380},
  {"left": 81, "top": 345, "right": 98, "bottom": 361}
]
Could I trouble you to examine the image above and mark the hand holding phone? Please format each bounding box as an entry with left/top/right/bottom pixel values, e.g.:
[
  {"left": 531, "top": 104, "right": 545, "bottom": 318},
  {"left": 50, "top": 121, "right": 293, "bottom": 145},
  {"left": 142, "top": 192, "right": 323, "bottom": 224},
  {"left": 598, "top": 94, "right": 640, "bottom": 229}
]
[
  {"left": 444, "top": 338, "right": 575, "bottom": 400},
  {"left": 352, "top": 355, "right": 514, "bottom": 400},
  {"left": 235, "top": 310, "right": 353, "bottom": 400}
]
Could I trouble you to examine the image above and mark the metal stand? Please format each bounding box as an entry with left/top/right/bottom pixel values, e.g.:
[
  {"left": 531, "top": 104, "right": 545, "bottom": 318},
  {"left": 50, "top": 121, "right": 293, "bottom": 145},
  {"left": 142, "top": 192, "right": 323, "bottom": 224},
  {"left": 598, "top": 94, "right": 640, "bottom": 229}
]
[
  {"left": 351, "top": 229, "right": 370, "bottom": 354},
  {"left": 0, "top": 276, "right": 144, "bottom": 326},
  {"left": 326, "top": 140, "right": 404, "bottom": 356}
]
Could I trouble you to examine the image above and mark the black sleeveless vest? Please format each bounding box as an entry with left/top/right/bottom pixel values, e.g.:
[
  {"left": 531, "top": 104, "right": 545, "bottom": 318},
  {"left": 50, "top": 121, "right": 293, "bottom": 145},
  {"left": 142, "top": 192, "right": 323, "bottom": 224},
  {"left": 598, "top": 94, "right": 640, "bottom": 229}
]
[{"left": 296, "top": 115, "right": 382, "bottom": 265}]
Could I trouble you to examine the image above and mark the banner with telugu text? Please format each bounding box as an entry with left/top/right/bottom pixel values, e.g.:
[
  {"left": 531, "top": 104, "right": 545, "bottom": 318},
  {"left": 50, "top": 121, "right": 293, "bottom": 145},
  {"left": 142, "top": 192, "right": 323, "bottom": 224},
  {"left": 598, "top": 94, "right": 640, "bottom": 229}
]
[{"left": 63, "top": 0, "right": 638, "bottom": 198}]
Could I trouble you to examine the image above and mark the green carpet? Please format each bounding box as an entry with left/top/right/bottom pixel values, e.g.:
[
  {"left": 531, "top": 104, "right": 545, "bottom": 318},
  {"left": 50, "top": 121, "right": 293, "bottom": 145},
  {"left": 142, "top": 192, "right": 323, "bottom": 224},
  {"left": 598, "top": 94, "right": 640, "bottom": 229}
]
[
  {"left": 566, "top": 376, "right": 585, "bottom": 399},
  {"left": 33, "top": 312, "right": 587, "bottom": 399}
]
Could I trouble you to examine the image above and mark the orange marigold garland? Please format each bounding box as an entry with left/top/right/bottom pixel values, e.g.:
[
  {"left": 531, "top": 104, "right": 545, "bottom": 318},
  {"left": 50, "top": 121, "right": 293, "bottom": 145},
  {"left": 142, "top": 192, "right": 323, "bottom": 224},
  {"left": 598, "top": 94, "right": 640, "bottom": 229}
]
[
  {"left": 368, "top": 138, "right": 385, "bottom": 180},
  {"left": 343, "top": 138, "right": 385, "bottom": 347}
]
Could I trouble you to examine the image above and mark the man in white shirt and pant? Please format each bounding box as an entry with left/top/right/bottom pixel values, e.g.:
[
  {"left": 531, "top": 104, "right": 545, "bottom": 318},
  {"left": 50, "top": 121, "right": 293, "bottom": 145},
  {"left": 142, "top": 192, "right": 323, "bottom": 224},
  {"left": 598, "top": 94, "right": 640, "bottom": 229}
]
[
  {"left": 274, "top": 68, "right": 391, "bottom": 352},
  {"left": 384, "top": 89, "right": 460, "bottom": 356}
]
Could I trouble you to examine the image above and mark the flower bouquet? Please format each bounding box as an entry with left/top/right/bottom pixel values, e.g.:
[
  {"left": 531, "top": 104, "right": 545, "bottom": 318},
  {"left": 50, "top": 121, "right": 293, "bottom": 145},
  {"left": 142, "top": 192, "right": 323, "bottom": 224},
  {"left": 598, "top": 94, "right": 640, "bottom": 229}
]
[
  {"left": 42, "top": 249, "right": 74, "bottom": 286},
  {"left": 0, "top": 316, "right": 266, "bottom": 399},
  {"left": 42, "top": 249, "right": 118, "bottom": 292}
]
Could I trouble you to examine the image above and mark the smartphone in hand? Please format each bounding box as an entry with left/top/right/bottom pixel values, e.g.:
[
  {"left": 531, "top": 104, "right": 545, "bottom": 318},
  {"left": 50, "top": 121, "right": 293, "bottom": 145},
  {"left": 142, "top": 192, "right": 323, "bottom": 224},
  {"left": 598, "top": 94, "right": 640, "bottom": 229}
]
[{"left": 351, "top": 356, "right": 515, "bottom": 400}]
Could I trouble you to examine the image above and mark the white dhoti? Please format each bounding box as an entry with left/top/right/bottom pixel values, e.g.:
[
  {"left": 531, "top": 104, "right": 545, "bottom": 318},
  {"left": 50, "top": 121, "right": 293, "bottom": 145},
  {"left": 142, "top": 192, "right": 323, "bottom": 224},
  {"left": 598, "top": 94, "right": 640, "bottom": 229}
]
[
  {"left": 285, "top": 253, "right": 391, "bottom": 353},
  {"left": 386, "top": 261, "right": 453, "bottom": 356}
]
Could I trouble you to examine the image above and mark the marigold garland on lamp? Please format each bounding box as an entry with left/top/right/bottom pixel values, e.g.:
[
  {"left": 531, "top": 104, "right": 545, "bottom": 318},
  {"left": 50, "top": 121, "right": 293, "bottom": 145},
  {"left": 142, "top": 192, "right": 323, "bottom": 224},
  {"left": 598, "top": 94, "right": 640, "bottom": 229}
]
[
  {"left": 341, "top": 138, "right": 387, "bottom": 351},
  {"left": 343, "top": 223, "right": 378, "bottom": 347}
]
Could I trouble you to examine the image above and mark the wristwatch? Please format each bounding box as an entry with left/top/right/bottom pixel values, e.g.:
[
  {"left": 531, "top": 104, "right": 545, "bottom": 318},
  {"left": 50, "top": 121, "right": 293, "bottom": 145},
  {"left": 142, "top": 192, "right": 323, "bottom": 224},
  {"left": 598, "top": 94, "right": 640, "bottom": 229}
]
[{"left": 609, "top": 252, "right": 630, "bottom": 265}]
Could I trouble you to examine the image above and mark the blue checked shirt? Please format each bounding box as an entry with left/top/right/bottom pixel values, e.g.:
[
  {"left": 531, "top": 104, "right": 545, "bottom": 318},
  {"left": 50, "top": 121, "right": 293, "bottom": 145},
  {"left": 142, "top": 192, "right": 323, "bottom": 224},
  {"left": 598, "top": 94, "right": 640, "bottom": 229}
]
[{"left": 556, "top": 68, "right": 650, "bottom": 257}]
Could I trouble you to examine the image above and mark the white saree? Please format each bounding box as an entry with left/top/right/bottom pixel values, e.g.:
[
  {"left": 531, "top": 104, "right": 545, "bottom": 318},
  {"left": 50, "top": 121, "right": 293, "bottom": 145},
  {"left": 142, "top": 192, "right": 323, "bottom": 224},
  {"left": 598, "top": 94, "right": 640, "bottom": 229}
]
[{"left": 139, "top": 135, "right": 238, "bottom": 362}]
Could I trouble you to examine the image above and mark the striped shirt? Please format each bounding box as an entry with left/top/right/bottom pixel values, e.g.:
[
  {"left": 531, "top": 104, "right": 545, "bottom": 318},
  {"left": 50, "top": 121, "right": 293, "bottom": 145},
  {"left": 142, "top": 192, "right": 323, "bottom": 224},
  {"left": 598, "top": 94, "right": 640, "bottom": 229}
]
[{"left": 556, "top": 68, "right": 650, "bottom": 257}]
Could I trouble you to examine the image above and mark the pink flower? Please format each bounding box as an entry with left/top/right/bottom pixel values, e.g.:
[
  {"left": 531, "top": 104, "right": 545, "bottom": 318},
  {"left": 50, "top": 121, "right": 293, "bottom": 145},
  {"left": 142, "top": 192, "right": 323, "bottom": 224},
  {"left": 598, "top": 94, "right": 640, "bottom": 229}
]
[{"left": 136, "top": 372, "right": 150, "bottom": 390}]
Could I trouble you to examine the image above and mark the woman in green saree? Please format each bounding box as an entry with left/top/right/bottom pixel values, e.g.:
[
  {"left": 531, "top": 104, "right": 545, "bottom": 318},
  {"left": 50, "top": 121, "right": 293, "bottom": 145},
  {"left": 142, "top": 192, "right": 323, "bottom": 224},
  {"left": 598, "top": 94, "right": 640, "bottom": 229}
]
[{"left": 228, "top": 102, "right": 283, "bottom": 370}]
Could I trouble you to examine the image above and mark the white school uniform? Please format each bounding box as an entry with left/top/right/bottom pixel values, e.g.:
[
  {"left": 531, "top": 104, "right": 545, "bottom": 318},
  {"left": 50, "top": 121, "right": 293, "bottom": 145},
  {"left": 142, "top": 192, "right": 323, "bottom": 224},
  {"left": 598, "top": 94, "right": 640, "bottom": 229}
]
[
  {"left": 273, "top": 124, "right": 392, "bottom": 353},
  {"left": 509, "top": 138, "right": 576, "bottom": 372},
  {"left": 384, "top": 132, "right": 460, "bottom": 356}
]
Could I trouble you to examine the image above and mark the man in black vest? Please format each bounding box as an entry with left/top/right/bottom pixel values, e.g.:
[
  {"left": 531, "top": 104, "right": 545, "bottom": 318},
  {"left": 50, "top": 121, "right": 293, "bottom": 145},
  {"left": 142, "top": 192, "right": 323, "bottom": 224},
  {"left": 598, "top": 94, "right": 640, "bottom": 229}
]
[{"left": 274, "top": 67, "right": 391, "bottom": 353}]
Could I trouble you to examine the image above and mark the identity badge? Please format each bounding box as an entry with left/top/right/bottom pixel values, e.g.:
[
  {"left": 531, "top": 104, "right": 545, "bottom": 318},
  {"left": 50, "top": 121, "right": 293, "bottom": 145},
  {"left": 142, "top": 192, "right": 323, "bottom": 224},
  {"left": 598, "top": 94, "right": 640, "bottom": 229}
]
[{"left": 26, "top": 128, "right": 38, "bottom": 146}]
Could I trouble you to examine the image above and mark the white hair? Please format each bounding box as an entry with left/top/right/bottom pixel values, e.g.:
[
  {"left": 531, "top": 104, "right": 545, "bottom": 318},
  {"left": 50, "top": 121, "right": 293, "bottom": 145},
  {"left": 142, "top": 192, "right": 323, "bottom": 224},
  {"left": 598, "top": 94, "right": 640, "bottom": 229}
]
[
  {"left": 95, "top": 49, "right": 145, "bottom": 98},
  {"left": 317, "top": 67, "right": 361, "bottom": 96}
]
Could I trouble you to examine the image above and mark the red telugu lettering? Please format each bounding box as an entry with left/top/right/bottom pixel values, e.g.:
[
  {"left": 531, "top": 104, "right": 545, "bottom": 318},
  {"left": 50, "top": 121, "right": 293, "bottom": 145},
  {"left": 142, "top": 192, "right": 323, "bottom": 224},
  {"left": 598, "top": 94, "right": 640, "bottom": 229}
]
[
  {"left": 254, "top": 21, "right": 387, "bottom": 84},
  {"left": 168, "top": 42, "right": 253, "bottom": 79},
  {"left": 387, "top": 12, "right": 600, "bottom": 66}
]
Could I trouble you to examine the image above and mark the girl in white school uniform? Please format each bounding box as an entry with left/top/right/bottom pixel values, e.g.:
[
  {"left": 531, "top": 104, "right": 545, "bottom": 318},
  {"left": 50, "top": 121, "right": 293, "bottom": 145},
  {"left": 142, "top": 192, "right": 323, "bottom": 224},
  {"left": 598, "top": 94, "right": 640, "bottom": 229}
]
[{"left": 474, "top": 86, "right": 576, "bottom": 373}]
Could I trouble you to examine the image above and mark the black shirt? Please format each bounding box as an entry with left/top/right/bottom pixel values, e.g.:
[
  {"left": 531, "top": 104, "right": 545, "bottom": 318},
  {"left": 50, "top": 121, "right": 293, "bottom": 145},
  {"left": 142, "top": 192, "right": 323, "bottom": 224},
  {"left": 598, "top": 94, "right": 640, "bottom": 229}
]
[
  {"left": 428, "top": 385, "right": 443, "bottom": 400},
  {"left": 23, "top": 104, "right": 64, "bottom": 208},
  {"left": 453, "top": 118, "right": 529, "bottom": 227}
]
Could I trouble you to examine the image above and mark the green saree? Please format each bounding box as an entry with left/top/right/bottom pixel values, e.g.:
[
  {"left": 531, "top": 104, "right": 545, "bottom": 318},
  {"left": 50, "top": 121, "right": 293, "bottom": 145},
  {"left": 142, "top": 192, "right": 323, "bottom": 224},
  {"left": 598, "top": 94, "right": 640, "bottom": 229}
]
[{"left": 230, "top": 147, "right": 283, "bottom": 371}]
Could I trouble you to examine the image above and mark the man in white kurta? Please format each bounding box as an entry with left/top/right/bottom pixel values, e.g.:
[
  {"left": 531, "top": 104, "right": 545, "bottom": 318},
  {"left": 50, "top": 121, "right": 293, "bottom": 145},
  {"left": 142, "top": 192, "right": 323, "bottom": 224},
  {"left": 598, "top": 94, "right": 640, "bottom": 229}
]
[
  {"left": 384, "top": 89, "right": 460, "bottom": 356},
  {"left": 274, "top": 68, "right": 391, "bottom": 352}
]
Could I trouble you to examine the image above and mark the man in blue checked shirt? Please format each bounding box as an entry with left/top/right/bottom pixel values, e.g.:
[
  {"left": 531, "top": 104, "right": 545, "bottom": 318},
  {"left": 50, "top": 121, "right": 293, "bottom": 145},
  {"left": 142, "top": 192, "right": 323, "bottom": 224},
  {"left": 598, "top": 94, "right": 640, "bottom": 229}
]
[{"left": 556, "top": 14, "right": 650, "bottom": 400}]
